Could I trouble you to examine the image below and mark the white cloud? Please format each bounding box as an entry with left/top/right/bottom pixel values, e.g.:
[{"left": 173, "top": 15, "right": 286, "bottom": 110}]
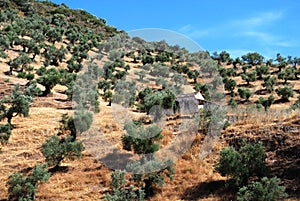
[
  {"left": 238, "top": 31, "right": 297, "bottom": 47},
  {"left": 234, "top": 11, "right": 284, "bottom": 28}
]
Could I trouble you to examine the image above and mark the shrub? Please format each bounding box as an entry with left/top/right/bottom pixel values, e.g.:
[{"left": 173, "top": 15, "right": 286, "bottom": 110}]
[
  {"left": 241, "top": 71, "right": 257, "bottom": 86},
  {"left": 215, "top": 142, "right": 267, "bottom": 187},
  {"left": 105, "top": 171, "right": 145, "bottom": 201},
  {"left": 142, "top": 55, "right": 154, "bottom": 65},
  {"left": 0, "top": 84, "right": 33, "bottom": 126},
  {"left": 7, "top": 163, "right": 50, "bottom": 201},
  {"left": 122, "top": 122, "right": 162, "bottom": 154},
  {"left": 126, "top": 158, "right": 175, "bottom": 198},
  {"left": 275, "top": 86, "right": 294, "bottom": 101},
  {"left": 241, "top": 52, "right": 264, "bottom": 66},
  {"left": 0, "top": 123, "right": 11, "bottom": 143},
  {"left": 36, "top": 68, "right": 61, "bottom": 96},
  {"left": 256, "top": 95, "right": 275, "bottom": 111},
  {"left": 238, "top": 88, "right": 253, "bottom": 102},
  {"left": 223, "top": 77, "right": 237, "bottom": 96},
  {"left": 263, "top": 76, "right": 277, "bottom": 93},
  {"left": 143, "top": 90, "right": 176, "bottom": 114},
  {"left": 291, "top": 95, "right": 300, "bottom": 110},
  {"left": 41, "top": 135, "right": 84, "bottom": 169},
  {"left": 228, "top": 97, "right": 238, "bottom": 108},
  {"left": 237, "top": 177, "right": 287, "bottom": 201},
  {"left": 256, "top": 65, "right": 270, "bottom": 80}
]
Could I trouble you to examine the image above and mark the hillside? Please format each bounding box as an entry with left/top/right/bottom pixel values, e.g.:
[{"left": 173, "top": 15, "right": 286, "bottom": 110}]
[{"left": 0, "top": 0, "right": 299, "bottom": 201}]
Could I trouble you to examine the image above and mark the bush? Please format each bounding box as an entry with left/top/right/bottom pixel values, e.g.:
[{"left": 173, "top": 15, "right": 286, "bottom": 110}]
[
  {"left": 256, "top": 95, "right": 275, "bottom": 111},
  {"left": 105, "top": 171, "right": 145, "bottom": 201},
  {"left": 122, "top": 122, "right": 162, "bottom": 154},
  {"left": 238, "top": 88, "right": 253, "bottom": 102},
  {"left": 241, "top": 71, "right": 257, "bottom": 86},
  {"left": 291, "top": 95, "right": 300, "bottom": 110},
  {"left": 7, "top": 163, "right": 50, "bottom": 201},
  {"left": 36, "top": 68, "right": 61, "bottom": 96},
  {"left": 215, "top": 142, "right": 267, "bottom": 187},
  {"left": 263, "top": 76, "right": 277, "bottom": 93},
  {"left": 41, "top": 135, "right": 84, "bottom": 169},
  {"left": 143, "top": 90, "right": 176, "bottom": 114},
  {"left": 126, "top": 159, "right": 175, "bottom": 198},
  {"left": 0, "top": 84, "right": 33, "bottom": 126},
  {"left": 0, "top": 123, "right": 11, "bottom": 143},
  {"left": 275, "top": 86, "right": 294, "bottom": 101},
  {"left": 237, "top": 177, "right": 287, "bottom": 201}
]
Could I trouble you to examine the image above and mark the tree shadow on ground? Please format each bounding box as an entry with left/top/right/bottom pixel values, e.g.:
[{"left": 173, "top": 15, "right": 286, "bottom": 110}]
[
  {"left": 180, "top": 180, "right": 235, "bottom": 201},
  {"left": 271, "top": 144, "right": 300, "bottom": 199},
  {"left": 99, "top": 149, "right": 134, "bottom": 170},
  {"left": 48, "top": 166, "right": 69, "bottom": 173}
]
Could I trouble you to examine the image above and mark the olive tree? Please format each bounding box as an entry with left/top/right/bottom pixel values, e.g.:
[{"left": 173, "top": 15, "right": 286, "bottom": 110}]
[
  {"left": 263, "top": 76, "right": 277, "bottom": 93},
  {"left": 7, "top": 163, "right": 50, "bottom": 201},
  {"left": 241, "top": 71, "right": 257, "bottom": 86},
  {"left": 41, "top": 135, "right": 84, "bottom": 169},
  {"left": 36, "top": 67, "right": 61, "bottom": 96},
  {"left": 275, "top": 86, "right": 294, "bottom": 101},
  {"left": 238, "top": 88, "right": 253, "bottom": 102},
  {"left": 237, "top": 177, "right": 287, "bottom": 201},
  {"left": 215, "top": 142, "right": 267, "bottom": 187},
  {"left": 0, "top": 84, "right": 34, "bottom": 126},
  {"left": 256, "top": 95, "right": 275, "bottom": 111},
  {"left": 241, "top": 52, "right": 264, "bottom": 66}
]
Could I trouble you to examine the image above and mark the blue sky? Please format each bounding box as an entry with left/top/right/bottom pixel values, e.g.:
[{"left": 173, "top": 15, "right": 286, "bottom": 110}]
[{"left": 51, "top": 0, "right": 300, "bottom": 59}]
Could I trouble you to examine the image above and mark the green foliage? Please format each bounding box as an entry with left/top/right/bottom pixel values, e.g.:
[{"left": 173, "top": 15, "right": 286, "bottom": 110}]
[
  {"left": 0, "top": 123, "right": 11, "bottom": 144},
  {"left": 275, "top": 53, "right": 286, "bottom": 72},
  {"left": 238, "top": 88, "right": 253, "bottom": 102},
  {"left": 241, "top": 71, "right": 257, "bottom": 86},
  {"left": 155, "top": 51, "right": 171, "bottom": 62},
  {"left": 215, "top": 142, "right": 267, "bottom": 187},
  {"left": 41, "top": 135, "right": 84, "bottom": 168},
  {"left": 126, "top": 159, "right": 175, "bottom": 198},
  {"left": 98, "top": 80, "right": 112, "bottom": 92},
  {"left": 263, "top": 76, "right": 277, "bottom": 93},
  {"left": 70, "top": 66, "right": 100, "bottom": 112},
  {"left": 8, "top": 53, "right": 31, "bottom": 75},
  {"left": 73, "top": 110, "right": 93, "bottom": 135},
  {"left": 217, "top": 51, "right": 232, "bottom": 64},
  {"left": 228, "top": 97, "right": 238, "bottom": 108},
  {"left": 275, "top": 86, "right": 294, "bottom": 101},
  {"left": 194, "top": 83, "right": 210, "bottom": 99},
  {"left": 105, "top": 171, "right": 145, "bottom": 201},
  {"left": 256, "top": 95, "right": 275, "bottom": 111},
  {"left": 66, "top": 57, "right": 83, "bottom": 73},
  {"left": 278, "top": 67, "right": 296, "bottom": 84},
  {"left": 17, "top": 65, "right": 35, "bottom": 80},
  {"left": 241, "top": 64, "right": 250, "bottom": 74},
  {"left": 142, "top": 54, "right": 154, "bottom": 65},
  {"left": 223, "top": 77, "right": 237, "bottom": 96},
  {"left": 237, "top": 177, "right": 287, "bottom": 201},
  {"left": 199, "top": 58, "right": 218, "bottom": 77},
  {"left": 150, "top": 64, "right": 170, "bottom": 78},
  {"left": 122, "top": 122, "right": 162, "bottom": 154},
  {"left": 256, "top": 65, "right": 270, "bottom": 80},
  {"left": 103, "top": 90, "right": 113, "bottom": 102},
  {"left": 112, "top": 80, "right": 136, "bottom": 107},
  {"left": 241, "top": 52, "right": 264, "bottom": 66},
  {"left": 135, "top": 70, "right": 146, "bottom": 81},
  {"left": 143, "top": 90, "right": 176, "bottom": 114},
  {"left": 7, "top": 163, "right": 50, "bottom": 201},
  {"left": 36, "top": 67, "right": 61, "bottom": 96},
  {"left": 0, "top": 84, "right": 33, "bottom": 126},
  {"left": 42, "top": 45, "right": 66, "bottom": 67},
  {"left": 291, "top": 95, "right": 300, "bottom": 110}
]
